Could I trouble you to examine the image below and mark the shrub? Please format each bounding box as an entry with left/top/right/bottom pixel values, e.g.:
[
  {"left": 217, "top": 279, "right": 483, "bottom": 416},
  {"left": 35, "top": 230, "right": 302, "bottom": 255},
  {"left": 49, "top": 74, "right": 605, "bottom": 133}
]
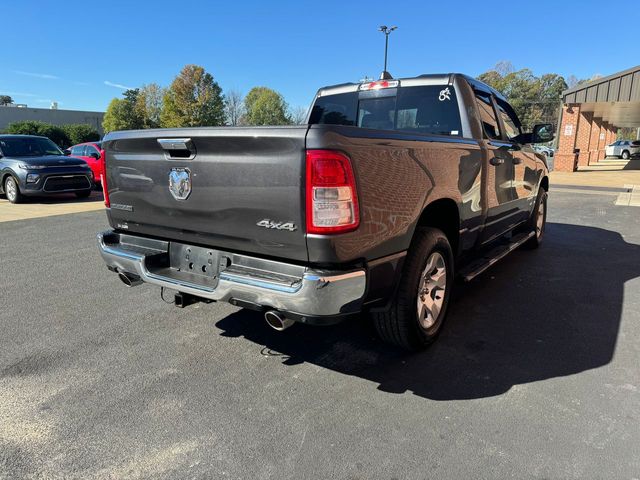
[
  {"left": 5, "top": 120, "right": 71, "bottom": 148},
  {"left": 61, "top": 124, "right": 100, "bottom": 145}
]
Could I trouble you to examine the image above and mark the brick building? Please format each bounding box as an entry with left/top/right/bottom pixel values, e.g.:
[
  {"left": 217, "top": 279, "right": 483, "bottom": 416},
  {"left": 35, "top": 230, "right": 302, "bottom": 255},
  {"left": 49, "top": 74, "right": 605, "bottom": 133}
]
[{"left": 555, "top": 65, "right": 640, "bottom": 171}]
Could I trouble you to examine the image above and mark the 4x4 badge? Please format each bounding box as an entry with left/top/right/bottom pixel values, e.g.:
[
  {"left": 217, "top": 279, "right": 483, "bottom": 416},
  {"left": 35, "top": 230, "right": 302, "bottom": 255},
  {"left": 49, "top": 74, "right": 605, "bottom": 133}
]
[{"left": 256, "top": 219, "right": 297, "bottom": 231}]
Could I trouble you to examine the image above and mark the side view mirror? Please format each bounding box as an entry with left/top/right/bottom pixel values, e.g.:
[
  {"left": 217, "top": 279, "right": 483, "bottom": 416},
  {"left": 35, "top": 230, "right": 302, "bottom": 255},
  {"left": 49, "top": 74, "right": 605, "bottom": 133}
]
[
  {"left": 63, "top": 149, "right": 71, "bottom": 156},
  {"left": 532, "top": 123, "right": 555, "bottom": 143},
  {"left": 90, "top": 152, "right": 101, "bottom": 159}
]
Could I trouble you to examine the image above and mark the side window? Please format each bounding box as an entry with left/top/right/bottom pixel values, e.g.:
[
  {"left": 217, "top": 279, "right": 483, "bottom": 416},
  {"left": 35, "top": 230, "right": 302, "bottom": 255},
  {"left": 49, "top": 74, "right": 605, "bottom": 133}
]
[
  {"left": 86, "top": 146, "right": 98, "bottom": 157},
  {"left": 309, "top": 92, "right": 357, "bottom": 126},
  {"left": 496, "top": 100, "right": 521, "bottom": 142},
  {"left": 395, "top": 85, "right": 462, "bottom": 136},
  {"left": 71, "top": 145, "right": 86, "bottom": 156},
  {"left": 474, "top": 91, "right": 501, "bottom": 140}
]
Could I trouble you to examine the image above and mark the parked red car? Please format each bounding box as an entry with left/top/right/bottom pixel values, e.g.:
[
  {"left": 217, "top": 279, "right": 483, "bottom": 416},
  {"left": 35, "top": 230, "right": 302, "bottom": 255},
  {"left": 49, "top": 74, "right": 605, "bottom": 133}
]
[{"left": 67, "top": 142, "right": 104, "bottom": 187}]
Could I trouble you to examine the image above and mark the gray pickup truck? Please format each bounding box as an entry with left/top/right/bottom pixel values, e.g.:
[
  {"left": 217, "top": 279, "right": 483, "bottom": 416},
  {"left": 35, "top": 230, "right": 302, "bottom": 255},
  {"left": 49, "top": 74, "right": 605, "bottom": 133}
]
[{"left": 97, "top": 73, "right": 553, "bottom": 350}]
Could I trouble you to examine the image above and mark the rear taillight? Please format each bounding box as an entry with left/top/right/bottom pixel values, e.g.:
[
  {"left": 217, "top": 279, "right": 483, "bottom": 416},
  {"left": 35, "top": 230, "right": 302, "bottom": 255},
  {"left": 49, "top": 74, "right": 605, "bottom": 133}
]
[
  {"left": 101, "top": 172, "right": 110, "bottom": 208},
  {"left": 306, "top": 150, "right": 359, "bottom": 234}
]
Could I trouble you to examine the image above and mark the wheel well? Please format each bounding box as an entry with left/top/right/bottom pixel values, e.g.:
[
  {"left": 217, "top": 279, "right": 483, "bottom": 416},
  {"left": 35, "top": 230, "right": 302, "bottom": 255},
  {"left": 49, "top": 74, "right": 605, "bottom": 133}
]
[
  {"left": 540, "top": 176, "right": 549, "bottom": 191},
  {"left": 416, "top": 198, "right": 460, "bottom": 255},
  {"left": 0, "top": 172, "right": 13, "bottom": 192}
]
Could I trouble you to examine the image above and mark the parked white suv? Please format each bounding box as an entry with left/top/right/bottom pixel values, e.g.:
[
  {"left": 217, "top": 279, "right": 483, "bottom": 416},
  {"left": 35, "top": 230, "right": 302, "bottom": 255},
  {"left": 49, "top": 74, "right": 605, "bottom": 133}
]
[{"left": 605, "top": 140, "right": 640, "bottom": 159}]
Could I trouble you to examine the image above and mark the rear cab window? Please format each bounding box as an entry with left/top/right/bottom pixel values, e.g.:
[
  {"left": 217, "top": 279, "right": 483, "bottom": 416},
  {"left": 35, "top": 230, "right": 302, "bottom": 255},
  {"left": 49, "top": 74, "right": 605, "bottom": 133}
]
[{"left": 309, "top": 83, "right": 463, "bottom": 137}]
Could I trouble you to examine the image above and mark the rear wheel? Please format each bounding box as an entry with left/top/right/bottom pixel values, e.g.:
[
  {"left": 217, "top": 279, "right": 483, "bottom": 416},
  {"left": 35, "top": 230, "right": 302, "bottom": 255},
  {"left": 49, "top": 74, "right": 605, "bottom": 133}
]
[
  {"left": 5, "top": 176, "right": 23, "bottom": 204},
  {"left": 622, "top": 150, "right": 630, "bottom": 160},
  {"left": 371, "top": 228, "right": 454, "bottom": 350}
]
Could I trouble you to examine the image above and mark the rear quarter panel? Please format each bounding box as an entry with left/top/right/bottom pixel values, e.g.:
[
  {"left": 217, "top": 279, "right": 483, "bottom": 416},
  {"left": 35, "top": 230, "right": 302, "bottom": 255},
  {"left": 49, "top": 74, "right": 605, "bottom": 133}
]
[{"left": 306, "top": 125, "right": 483, "bottom": 265}]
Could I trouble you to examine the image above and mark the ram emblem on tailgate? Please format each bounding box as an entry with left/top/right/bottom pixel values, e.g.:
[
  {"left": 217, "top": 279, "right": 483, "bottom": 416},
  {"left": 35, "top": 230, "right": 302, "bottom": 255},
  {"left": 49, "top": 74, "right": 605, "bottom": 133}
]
[{"left": 168, "top": 167, "right": 191, "bottom": 200}]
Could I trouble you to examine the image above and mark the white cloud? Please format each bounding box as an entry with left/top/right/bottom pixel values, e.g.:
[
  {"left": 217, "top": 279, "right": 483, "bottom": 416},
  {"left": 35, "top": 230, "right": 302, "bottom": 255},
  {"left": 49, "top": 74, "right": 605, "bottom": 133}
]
[
  {"left": 13, "top": 70, "right": 60, "bottom": 80},
  {"left": 104, "top": 80, "right": 133, "bottom": 90},
  {"left": 36, "top": 99, "right": 62, "bottom": 104}
]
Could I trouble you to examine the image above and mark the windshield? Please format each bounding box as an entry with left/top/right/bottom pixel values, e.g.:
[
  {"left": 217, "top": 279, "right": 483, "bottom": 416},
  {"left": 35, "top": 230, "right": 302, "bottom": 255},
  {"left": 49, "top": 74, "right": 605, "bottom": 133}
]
[
  {"left": 0, "top": 137, "right": 63, "bottom": 157},
  {"left": 309, "top": 84, "right": 463, "bottom": 137}
]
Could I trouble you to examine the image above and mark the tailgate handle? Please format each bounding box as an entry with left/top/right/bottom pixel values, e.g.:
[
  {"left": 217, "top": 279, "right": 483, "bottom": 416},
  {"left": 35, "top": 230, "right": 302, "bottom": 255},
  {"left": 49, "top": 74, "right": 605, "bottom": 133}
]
[{"left": 158, "top": 138, "right": 196, "bottom": 158}]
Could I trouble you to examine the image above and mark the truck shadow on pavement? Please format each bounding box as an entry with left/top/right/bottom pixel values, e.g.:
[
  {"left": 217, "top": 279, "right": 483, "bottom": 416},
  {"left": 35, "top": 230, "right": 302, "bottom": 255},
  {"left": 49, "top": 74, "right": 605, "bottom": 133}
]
[{"left": 216, "top": 222, "right": 640, "bottom": 400}]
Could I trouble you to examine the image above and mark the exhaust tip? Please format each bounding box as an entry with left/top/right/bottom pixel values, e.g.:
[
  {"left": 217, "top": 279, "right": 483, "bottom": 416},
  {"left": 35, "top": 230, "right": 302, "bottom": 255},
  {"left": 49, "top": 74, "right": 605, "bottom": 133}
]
[
  {"left": 118, "top": 272, "right": 142, "bottom": 287},
  {"left": 265, "top": 311, "right": 295, "bottom": 331}
]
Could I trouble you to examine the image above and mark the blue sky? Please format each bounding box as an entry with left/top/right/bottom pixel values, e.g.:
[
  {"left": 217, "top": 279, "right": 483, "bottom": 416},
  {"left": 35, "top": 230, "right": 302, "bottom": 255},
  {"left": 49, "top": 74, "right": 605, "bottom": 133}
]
[{"left": 2, "top": 0, "right": 637, "bottom": 113}]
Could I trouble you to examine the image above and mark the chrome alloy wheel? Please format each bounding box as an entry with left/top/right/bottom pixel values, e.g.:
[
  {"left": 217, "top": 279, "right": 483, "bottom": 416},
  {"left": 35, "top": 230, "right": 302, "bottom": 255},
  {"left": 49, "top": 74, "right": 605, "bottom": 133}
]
[
  {"left": 416, "top": 252, "right": 447, "bottom": 329},
  {"left": 5, "top": 178, "right": 17, "bottom": 202}
]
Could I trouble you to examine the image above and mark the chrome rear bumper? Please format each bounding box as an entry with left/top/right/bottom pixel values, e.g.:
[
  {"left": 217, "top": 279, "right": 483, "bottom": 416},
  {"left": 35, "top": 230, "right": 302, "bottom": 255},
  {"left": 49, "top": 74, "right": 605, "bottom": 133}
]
[{"left": 97, "top": 231, "right": 366, "bottom": 321}]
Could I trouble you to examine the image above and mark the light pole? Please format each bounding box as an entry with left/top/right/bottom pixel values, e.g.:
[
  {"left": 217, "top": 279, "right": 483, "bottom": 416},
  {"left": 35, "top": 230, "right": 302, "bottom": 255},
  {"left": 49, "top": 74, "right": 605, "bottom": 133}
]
[{"left": 379, "top": 25, "right": 397, "bottom": 79}]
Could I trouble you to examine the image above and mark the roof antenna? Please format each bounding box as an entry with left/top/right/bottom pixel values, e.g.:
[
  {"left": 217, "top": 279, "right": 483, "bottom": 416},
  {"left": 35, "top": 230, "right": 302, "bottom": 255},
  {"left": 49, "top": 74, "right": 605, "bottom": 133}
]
[{"left": 379, "top": 25, "right": 397, "bottom": 80}]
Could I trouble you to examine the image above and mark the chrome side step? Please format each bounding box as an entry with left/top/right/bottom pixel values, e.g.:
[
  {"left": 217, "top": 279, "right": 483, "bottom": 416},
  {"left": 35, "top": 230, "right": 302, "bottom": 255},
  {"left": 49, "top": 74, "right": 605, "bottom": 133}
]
[{"left": 459, "top": 231, "right": 535, "bottom": 282}]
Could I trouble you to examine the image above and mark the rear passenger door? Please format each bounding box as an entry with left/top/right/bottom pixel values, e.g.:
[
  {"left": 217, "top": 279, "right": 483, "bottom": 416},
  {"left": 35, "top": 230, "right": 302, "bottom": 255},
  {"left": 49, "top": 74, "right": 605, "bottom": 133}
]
[
  {"left": 494, "top": 98, "right": 538, "bottom": 223},
  {"left": 474, "top": 90, "right": 519, "bottom": 244}
]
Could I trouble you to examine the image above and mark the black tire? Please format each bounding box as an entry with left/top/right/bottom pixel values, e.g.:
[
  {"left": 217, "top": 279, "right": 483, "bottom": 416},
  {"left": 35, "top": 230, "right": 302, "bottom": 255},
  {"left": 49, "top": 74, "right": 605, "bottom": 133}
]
[
  {"left": 371, "top": 228, "right": 454, "bottom": 350},
  {"left": 4, "top": 176, "right": 23, "bottom": 204},
  {"left": 621, "top": 150, "right": 630, "bottom": 160},
  {"left": 75, "top": 189, "right": 92, "bottom": 199},
  {"left": 522, "top": 189, "right": 548, "bottom": 249}
]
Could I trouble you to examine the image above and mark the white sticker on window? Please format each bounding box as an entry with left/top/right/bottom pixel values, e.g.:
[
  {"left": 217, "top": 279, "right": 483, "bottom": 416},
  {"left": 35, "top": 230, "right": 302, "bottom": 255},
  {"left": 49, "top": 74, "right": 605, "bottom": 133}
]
[{"left": 439, "top": 87, "right": 451, "bottom": 101}]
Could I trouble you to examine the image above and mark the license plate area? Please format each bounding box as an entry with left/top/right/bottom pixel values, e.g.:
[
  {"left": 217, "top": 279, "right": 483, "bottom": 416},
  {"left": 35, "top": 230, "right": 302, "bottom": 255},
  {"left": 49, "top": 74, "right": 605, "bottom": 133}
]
[{"left": 169, "top": 243, "right": 220, "bottom": 280}]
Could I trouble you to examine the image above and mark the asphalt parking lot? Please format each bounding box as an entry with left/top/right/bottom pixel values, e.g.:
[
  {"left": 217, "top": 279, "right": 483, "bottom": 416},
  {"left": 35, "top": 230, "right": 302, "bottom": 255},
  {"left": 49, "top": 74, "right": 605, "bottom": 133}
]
[{"left": 1, "top": 189, "right": 639, "bottom": 479}]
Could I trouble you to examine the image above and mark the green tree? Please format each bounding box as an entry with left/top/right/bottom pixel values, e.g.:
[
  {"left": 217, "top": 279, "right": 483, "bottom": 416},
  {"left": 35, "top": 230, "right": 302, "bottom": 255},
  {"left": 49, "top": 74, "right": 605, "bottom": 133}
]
[
  {"left": 102, "top": 89, "right": 144, "bottom": 133},
  {"left": 477, "top": 64, "right": 567, "bottom": 131},
  {"left": 160, "top": 65, "right": 225, "bottom": 128},
  {"left": 0, "top": 95, "right": 13, "bottom": 106},
  {"left": 6, "top": 120, "right": 70, "bottom": 147},
  {"left": 243, "top": 87, "right": 291, "bottom": 126},
  {"left": 61, "top": 124, "right": 100, "bottom": 145}
]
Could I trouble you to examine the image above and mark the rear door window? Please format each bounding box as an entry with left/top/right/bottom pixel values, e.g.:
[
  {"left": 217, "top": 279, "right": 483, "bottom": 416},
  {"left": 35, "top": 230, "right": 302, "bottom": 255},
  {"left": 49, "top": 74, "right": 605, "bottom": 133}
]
[{"left": 395, "top": 85, "right": 462, "bottom": 136}]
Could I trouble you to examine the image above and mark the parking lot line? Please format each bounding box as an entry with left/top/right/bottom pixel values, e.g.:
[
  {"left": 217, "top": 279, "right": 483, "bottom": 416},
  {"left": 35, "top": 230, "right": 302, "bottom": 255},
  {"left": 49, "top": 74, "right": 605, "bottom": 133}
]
[
  {"left": 0, "top": 193, "right": 105, "bottom": 223},
  {"left": 550, "top": 187, "right": 619, "bottom": 197}
]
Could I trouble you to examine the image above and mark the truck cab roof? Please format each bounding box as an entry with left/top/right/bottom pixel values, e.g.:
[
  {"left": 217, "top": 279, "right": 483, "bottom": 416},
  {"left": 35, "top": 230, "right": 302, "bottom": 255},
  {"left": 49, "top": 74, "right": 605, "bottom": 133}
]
[{"left": 316, "top": 73, "right": 507, "bottom": 103}]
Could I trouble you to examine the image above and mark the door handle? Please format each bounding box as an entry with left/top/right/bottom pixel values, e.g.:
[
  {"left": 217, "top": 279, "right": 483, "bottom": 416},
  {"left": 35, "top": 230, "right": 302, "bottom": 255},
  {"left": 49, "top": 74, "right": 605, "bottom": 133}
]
[
  {"left": 489, "top": 157, "right": 504, "bottom": 166},
  {"left": 513, "top": 157, "right": 523, "bottom": 165}
]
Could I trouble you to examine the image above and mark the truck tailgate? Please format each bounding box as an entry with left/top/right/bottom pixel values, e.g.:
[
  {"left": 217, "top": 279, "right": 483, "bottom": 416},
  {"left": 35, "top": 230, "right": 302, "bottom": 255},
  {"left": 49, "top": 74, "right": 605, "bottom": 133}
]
[{"left": 103, "top": 126, "right": 309, "bottom": 262}]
